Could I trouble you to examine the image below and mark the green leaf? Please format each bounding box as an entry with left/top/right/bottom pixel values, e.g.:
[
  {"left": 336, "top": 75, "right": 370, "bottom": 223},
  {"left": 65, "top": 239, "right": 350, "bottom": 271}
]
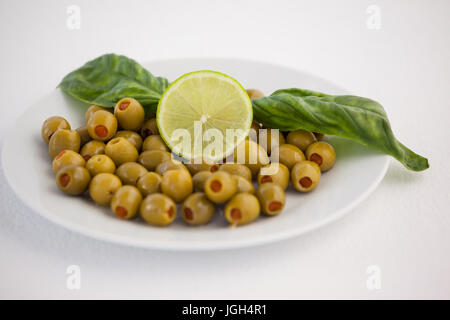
[
  {"left": 58, "top": 53, "right": 169, "bottom": 114},
  {"left": 252, "top": 90, "right": 429, "bottom": 171}
]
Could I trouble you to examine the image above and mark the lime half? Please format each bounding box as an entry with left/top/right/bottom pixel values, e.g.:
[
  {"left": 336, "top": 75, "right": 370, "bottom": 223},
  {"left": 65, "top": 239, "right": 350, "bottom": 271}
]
[{"left": 156, "top": 70, "right": 252, "bottom": 162}]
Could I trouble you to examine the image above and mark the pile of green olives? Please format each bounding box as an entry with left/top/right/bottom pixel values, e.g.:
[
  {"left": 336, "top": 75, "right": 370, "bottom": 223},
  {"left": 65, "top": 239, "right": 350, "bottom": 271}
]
[{"left": 41, "top": 90, "right": 337, "bottom": 228}]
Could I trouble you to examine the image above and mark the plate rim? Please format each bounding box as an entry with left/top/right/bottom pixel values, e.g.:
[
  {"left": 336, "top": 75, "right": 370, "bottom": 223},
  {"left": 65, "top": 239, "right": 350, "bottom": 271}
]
[{"left": 1, "top": 57, "right": 391, "bottom": 251}]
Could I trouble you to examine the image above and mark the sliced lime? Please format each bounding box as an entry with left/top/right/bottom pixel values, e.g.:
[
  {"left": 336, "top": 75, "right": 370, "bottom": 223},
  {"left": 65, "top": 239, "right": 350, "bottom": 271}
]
[{"left": 156, "top": 70, "right": 252, "bottom": 162}]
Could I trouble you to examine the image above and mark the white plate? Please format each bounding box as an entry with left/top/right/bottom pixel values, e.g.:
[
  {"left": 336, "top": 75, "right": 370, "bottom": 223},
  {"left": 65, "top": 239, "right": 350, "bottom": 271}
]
[{"left": 1, "top": 58, "right": 389, "bottom": 251}]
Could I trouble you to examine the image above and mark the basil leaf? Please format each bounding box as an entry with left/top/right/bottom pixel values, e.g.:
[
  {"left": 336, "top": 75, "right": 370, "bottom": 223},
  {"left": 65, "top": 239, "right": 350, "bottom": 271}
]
[
  {"left": 58, "top": 53, "right": 169, "bottom": 114},
  {"left": 252, "top": 91, "right": 429, "bottom": 171}
]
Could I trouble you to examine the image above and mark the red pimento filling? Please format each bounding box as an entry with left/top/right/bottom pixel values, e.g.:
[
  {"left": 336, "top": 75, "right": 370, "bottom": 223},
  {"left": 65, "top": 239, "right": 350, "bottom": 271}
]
[
  {"left": 95, "top": 125, "right": 108, "bottom": 138},
  {"left": 300, "top": 177, "right": 312, "bottom": 188}
]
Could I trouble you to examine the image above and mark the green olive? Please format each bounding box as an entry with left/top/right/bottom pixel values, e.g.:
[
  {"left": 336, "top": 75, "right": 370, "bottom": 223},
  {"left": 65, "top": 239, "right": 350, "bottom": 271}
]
[
  {"left": 80, "top": 140, "right": 106, "bottom": 161},
  {"left": 49, "top": 129, "right": 81, "bottom": 159},
  {"left": 114, "top": 98, "right": 145, "bottom": 131},
  {"left": 114, "top": 130, "right": 143, "bottom": 151},
  {"left": 56, "top": 165, "right": 91, "bottom": 195},
  {"left": 233, "top": 175, "right": 255, "bottom": 194},
  {"left": 256, "top": 183, "right": 286, "bottom": 215},
  {"left": 155, "top": 159, "right": 187, "bottom": 176},
  {"left": 138, "top": 150, "right": 172, "bottom": 171},
  {"left": 111, "top": 185, "right": 142, "bottom": 219},
  {"left": 306, "top": 141, "right": 336, "bottom": 172},
  {"left": 87, "top": 110, "right": 118, "bottom": 141},
  {"left": 233, "top": 139, "right": 270, "bottom": 176},
  {"left": 218, "top": 163, "right": 252, "bottom": 181},
  {"left": 52, "top": 150, "right": 86, "bottom": 174},
  {"left": 204, "top": 171, "right": 237, "bottom": 203},
  {"left": 246, "top": 89, "right": 264, "bottom": 100},
  {"left": 105, "top": 137, "right": 138, "bottom": 166},
  {"left": 116, "top": 162, "right": 148, "bottom": 186},
  {"left": 140, "top": 193, "right": 177, "bottom": 226},
  {"left": 136, "top": 172, "right": 162, "bottom": 196},
  {"left": 291, "top": 161, "right": 321, "bottom": 192},
  {"left": 258, "top": 128, "right": 286, "bottom": 155},
  {"left": 161, "top": 169, "right": 193, "bottom": 203},
  {"left": 75, "top": 125, "right": 92, "bottom": 147},
  {"left": 224, "top": 193, "right": 260, "bottom": 226},
  {"left": 181, "top": 192, "right": 215, "bottom": 225},
  {"left": 257, "top": 163, "right": 290, "bottom": 190},
  {"left": 85, "top": 105, "right": 109, "bottom": 122},
  {"left": 185, "top": 158, "right": 220, "bottom": 175},
  {"left": 89, "top": 173, "right": 122, "bottom": 206},
  {"left": 192, "top": 171, "right": 213, "bottom": 192},
  {"left": 41, "top": 116, "right": 71, "bottom": 144},
  {"left": 142, "top": 135, "right": 169, "bottom": 152},
  {"left": 140, "top": 118, "right": 159, "bottom": 138},
  {"left": 86, "top": 154, "right": 116, "bottom": 176},
  {"left": 271, "top": 144, "right": 305, "bottom": 170},
  {"left": 286, "top": 130, "right": 317, "bottom": 152}
]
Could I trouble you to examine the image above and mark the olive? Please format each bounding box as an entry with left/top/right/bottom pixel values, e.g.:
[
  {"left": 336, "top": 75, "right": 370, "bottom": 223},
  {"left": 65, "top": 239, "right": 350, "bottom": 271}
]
[
  {"left": 85, "top": 154, "right": 116, "bottom": 176},
  {"left": 246, "top": 89, "right": 264, "bottom": 100},
  {"left": 52, "top": 150, "right": 86, "bottom": 174},
  {"left": 48, "top": 129, "right": 81, "bottom": 159},
  {"left": 257, "top": 163, "right": 290, "bottom": 190},
  {"left": 140, "top": 193, "right": 177, "bottom": 226},
  {"left": 291, "top": 161, "right": 321, "bottom": 192},
  {"left": 89, "top": 173, "right": 122, "bottom": 206},
  {"left": 138, "top": 150, "right": 172, "bottom": 171},
  {"left": 256, "top": 183, "right": 286, "bottom": 215},
  {"left": 192, "top": 171, "right": 213, "bottom": 192},
  {"left": 286, "top": 130, "right": 317, "bottom": 152},
  {"left": 136, "top": 172, "right": 162, "bottom": 196},
  {"left": 233, "top": 175, "right": 255, "bottom": 194},
  {"left": 140, "top": 118, "right": 159, "bottom": 138},
  {"left": 114, "top": 130, "right": 143, "bottom": 151},
  {"left": 224, "top": 193, "right": 260, "bottom": 226},
  {"left": 258, "top": 128, "right": 286, "bottom": 155},
  {"left": 313, "top": 132, "right": 325, "bottom": 140},
  {"left": 105, "top": 137, "right": 138, "bottom": 166},
  {"left": 56, "top": 165, "right": 91, "bottom": 195},
  {"left": 76, "top": 125, "right": 92, "bottom": 147},
  {"left": 218, "top": 163, "right": 252, "bottom": 182},
  {"left": 271, "top": 144, "right": 305, "bottom": 170},
  {"left": 161, "top": 169, "right": 193, "bottom": 203},
  {"left": 204, "top": 171, "right": 237, "bottom": 203},
  {"left": 87, "top": 110, "right": 118, "bottom": 141},
  {"left": 306, "top": 141, "right": 336, "bottom": 172},
  {"left": 111, "top": 185, "right": 142, "bottom": 219},
  {"left": 116, "top": 162, "right": 148, "bottom": 186},
  {"left": 114, "top": 98, "right": 145, "bottom": 131},
  {"left": 85, "top": 105, "right": 109, "bottom": 122},
  {"left": 185, "top": 160, "right": 220, "bottom": 175},
  {"left": 155, "top": 159, "right": 187, "bottom": 176},
  {"left": 233, "top": 139, "right": 270, "bottom": 176},
  {"left": 142, "top": 135, "right": 169, "bottom": 152},
  {"left": 80, "top": 140, "right": 106, "bottom": 161},
  {"left": 181, "top": 192, "right": 215, "bottom": 225},
  {"left": 41, "top": 116, "right": 71, "bottom": 144}
]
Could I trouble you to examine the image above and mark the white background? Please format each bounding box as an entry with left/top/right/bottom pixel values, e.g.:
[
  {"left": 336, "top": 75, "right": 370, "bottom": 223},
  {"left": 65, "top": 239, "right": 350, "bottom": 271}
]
[{"left": 1, "top": 0, "right": 449, "bottom": 299}]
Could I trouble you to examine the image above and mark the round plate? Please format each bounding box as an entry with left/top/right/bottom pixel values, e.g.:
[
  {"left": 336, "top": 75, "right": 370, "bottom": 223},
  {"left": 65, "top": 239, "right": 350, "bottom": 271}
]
[{"left": 1, "top": 58, "right": 389, "bottom": 251}]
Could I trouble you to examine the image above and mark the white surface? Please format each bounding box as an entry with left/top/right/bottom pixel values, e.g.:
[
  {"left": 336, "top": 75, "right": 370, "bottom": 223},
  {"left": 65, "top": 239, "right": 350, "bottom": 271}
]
[
  {"left": 0, "top": 0, "right": 449, "bottom": 299},
  {"left": 1, "top": 58, "right": 389, "bottom": 250}
]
